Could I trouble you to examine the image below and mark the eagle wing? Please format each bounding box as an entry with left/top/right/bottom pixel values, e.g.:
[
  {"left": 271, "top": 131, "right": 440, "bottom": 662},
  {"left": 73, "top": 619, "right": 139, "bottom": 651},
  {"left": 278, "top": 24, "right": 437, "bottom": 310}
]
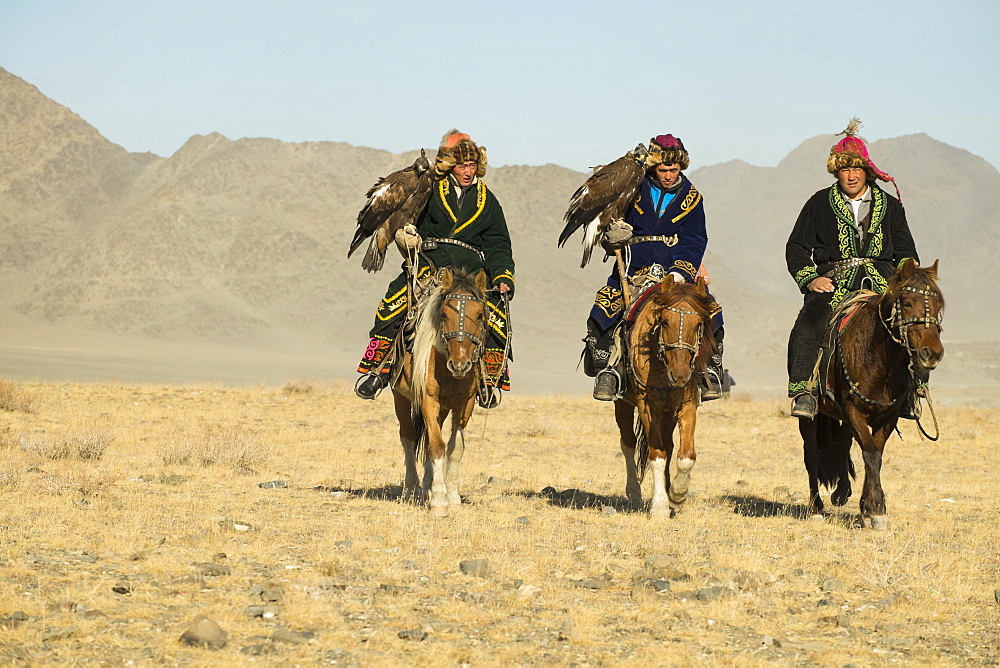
[
  {"left": 559, "top": 145, "right": 648, "bottom": 268},
  {"left": 348, "top": 149, "right": 432, "bottom": 272}
]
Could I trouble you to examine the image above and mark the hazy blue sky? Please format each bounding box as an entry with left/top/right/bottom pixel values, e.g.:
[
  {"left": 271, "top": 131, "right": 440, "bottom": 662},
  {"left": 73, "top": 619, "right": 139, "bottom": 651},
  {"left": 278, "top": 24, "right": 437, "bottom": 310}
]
[{"left": 2, "top": 0, "right": 997, "bottom": 172}]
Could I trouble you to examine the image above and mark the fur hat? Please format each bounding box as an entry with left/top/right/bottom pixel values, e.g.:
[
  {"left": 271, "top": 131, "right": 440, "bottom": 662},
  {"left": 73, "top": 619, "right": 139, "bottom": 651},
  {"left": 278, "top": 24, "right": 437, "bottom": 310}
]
[
  {"left": 826, "top": 117, "right": 901, "bottom": 196},
  {"left": 648, "top": 134, "right": 690, "bottom": 170},
  {"left": 434, "top": 129, "right": 488, "bottom": 178}
]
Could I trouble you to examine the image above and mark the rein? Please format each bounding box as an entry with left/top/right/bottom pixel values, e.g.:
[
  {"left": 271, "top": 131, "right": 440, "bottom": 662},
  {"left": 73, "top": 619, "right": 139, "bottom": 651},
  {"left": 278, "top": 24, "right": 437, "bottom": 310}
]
[
  {"left": 629, "top": 301, "right": 706, "bottom": 395},
  {"left": 440, "top": 291, "right": 487, "bottom": 362}
]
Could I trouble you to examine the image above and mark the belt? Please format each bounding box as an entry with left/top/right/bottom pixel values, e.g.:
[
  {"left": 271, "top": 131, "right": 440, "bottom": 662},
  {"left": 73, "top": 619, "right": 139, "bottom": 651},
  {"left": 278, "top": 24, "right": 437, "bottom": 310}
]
[
  {"left": 822, "top": 257, "right": 873, "bottom": 280},
  {"left": 422, "top": 237, "right": 485, "bottom": 262},
  {"left": 624, "top": 234, "right": 678, "bottom": 247}
]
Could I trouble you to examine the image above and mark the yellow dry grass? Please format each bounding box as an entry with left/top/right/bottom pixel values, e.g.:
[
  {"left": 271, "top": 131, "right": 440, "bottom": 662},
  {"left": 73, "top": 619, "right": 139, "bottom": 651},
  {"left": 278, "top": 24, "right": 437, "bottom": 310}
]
[{"left": 0, "top": 380, "right": 997, "bottom": 665}]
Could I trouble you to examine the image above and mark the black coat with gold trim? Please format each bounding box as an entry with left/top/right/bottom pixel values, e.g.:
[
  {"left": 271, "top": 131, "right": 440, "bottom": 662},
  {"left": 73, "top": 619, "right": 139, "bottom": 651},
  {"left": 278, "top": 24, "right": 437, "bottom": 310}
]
[{"left": 785, "top": 182, "right": 918, "bottom": 308}]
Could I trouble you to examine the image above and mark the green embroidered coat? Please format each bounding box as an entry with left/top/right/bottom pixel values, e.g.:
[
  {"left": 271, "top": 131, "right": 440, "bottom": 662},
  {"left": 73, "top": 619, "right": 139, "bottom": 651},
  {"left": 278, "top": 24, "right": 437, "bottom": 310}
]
[
  {"left": 785, "top": 182, "right": 918, "bottom": 308},
  {"left": 369, "top": 176, "right": 515, "bottom": 339}
]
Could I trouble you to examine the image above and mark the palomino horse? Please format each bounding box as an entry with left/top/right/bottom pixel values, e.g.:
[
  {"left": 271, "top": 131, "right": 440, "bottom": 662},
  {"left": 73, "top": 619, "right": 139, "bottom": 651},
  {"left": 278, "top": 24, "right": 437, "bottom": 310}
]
[
  {"left": 392, "top": 267, "right": 488, "bottom": 517},
  {"left": 800, "top": 259, "right": 944, "bottom": 529},
  {"left": 616, "top": 275, "right": 717, "bottom": 517}
]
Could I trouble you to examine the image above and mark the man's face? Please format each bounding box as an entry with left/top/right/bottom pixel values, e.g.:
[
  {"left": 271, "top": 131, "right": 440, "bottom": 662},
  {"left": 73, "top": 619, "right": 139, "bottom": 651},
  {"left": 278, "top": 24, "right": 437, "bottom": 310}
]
[
  {"left": 837, "top": 166, "right": 868, "bottom": 199},
  {"left": 452, "top": 161, "right": 478, "bottom": 187},
  {"left": 653, "top": 163, "right": 682, "bottom": 189}
]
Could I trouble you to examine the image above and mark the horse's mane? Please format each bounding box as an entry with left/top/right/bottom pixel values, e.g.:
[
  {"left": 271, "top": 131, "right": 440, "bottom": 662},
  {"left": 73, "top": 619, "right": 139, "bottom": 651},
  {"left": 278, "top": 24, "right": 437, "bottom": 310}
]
[{"left": 411, "top": 268, "right": 485, "bottom": 411}]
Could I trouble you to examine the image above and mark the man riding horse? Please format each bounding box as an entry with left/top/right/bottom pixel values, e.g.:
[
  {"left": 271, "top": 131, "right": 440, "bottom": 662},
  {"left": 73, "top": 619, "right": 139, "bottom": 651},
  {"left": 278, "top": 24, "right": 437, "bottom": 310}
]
[
  {"left": 354, "top": 130, "right": 514, "bottom": 408},
  {"left": 785, "top": 118, "right": 924, "bottom": 419},
  {"left": 564, "top": 134, "right": 724, "bottom": 402}
]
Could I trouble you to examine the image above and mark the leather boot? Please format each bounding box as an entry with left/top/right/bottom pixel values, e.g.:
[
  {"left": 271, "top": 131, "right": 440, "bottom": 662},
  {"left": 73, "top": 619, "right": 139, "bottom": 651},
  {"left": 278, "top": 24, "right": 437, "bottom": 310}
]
[
  {"left": 477, "top": 384, "right": 500, "bottom": 409},
  {"left": 701, "top": 337, "right": 725, "bottom": 401},
  {"left": 790, "top": 392, "right": 818, "bottom": 419},
  {"left": 355, "top": 372, "right": 389, "bottom": 400},
  {"left": 593, "top": 369, "right": 620, "bottom": 402}
]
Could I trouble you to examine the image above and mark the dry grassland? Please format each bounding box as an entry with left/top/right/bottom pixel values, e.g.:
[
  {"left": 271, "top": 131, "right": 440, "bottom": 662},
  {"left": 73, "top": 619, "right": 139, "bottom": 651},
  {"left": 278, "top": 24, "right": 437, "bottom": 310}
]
[{"left": 0, "top": 380, "right": 998, "bottom": 665}]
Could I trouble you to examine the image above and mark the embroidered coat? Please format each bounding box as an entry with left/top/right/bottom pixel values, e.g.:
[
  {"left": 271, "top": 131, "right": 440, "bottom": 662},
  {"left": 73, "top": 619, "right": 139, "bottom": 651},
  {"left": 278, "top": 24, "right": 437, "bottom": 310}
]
[
  {"left": 369, "top": 177, "right": 514, "bottom": 342},
  {"left": 589, "top": 176, "right": 711, "bottom": 331},
  {"left": 785, "top": 182, "right": 918, "bottom": 309}
]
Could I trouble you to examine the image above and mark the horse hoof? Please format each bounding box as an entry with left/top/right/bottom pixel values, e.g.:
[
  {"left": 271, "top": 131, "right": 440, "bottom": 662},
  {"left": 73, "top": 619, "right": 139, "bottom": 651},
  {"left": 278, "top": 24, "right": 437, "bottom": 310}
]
[
  {"left": 649, "top": 506, "right": 671, "bottom": 519},
  {"left": 863, "top": 515, "right": 890, "bottom": 530},
  {"left": 430, "top": 505, "right": 449, "bottom": 518}
]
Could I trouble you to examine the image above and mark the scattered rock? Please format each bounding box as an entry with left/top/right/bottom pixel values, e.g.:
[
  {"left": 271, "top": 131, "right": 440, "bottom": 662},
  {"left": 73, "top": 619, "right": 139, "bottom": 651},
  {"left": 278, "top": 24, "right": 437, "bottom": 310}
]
[
  {"left": 398, "top": 629, "right": 427, "bottom": 641},
  {"left": 736, "top": 480, "right": 749, "bottom": 487},
  {"left": 179, "top": 615, "right": 228, "bottom": 649},
  {"left": 112, "top": 579, "right": 132, "bottom": 595},
  {"left": 673, "top": 589, "right": 700, "bottom": 601},
  {"left": 272, "top": 629, "right": 315, "bottom": 645},
  {"left": 197, "top": 562, "right": 231, "bottom": 577},
  {"left": 820, "top": 577, "right": 846, "bottom": 592},
  {"left": 486, "top": 476, "right": 511, "bottom": 485},
  {"left": 459, "top": 559, "right": 490, "bottom": 577},
  {"left": 517, "top": 584, "right": 541, "bottom": 597},
  {"left": 995, "top": 589, "right": 1000, "bottom": 605},
  {"left": 379, "top": 584, "right": 409, "bottom": 594},
  {"left": 0, "top": 611, "right": 29, "bottom": 629},
  {"left": 869, "top": 593, "right": 901, "bottom": 608},
  {"left": 259, "top": 480, "right": 290, "bottom": 489},
  {"left": 260, "top": 584, "right": 284, "bottom": 602},
  {"left": 576, "top": 576, "right": 609, "bottom": 590},
  {"left": 558, "top": 620, "right": 576, "bottom": 641},
  {"left": 515, "top": 516, "right": 530, "bottom": 526},
  {"left": 245, "top": 605, "right": 281, "bottom": 619},
  {"left": 241, "top": 643, "right": 278, "bottom": 656},
  {"left": 600, "top": 505, "right": 617, "bottom": 516},
  {"left": 335, "top": 540, "right": 353, "bottom": 549},
  {"left": 79, "top": 610, "right": 109, "bottom": 620},
  {"left": 697, "top": 586, "right": 734, "bottom": 601}
]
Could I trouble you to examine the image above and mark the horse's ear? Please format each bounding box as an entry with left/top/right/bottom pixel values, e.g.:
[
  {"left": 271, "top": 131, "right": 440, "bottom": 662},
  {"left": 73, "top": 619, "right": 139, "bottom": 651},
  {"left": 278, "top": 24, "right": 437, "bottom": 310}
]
[
  {"left": 693, "top": 275, "right": 708, "bottom": 296},
  {"left": 660, "top": 274, "right": 676, "bottom": 294},
  {"left": 474, "top": 269, "right": 488, "bottom": 293},
  {"left": 924, "top": 259, "right": 940, "bottom": 281},
  {"left": 440, "top": 267, "right": 454, "bottom": 290},
  {"left": 898, "top": 258, "right": 916, "bottom": 280}
]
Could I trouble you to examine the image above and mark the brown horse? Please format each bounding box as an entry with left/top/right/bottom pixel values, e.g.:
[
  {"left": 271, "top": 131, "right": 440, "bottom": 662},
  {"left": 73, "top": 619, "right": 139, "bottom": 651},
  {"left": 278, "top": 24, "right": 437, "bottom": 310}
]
[
  {"left": 392, "top": 267, "right": 489, "bottom": 517},
  {"left": 615, "top": 275, "right": 717, "bottom": 517},
  {"left": 800, "top": 259, "right": 944, "bottom": 529}
]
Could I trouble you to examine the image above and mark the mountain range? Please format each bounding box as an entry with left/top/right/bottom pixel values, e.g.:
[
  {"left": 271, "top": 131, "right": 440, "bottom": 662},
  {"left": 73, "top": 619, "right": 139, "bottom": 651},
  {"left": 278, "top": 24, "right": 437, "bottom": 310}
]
[{"left": 2, "top": 67, "right": 998, "bottom": 398}]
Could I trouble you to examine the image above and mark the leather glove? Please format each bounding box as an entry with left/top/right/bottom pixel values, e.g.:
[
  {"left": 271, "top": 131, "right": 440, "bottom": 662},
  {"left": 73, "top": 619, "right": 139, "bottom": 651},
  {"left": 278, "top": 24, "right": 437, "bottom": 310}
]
[
  {"left": 603, "top": 220, "right": 633, "bottom": 245},
  {"left": 394, "top": 224, "right": 421, "bottom": 251}
]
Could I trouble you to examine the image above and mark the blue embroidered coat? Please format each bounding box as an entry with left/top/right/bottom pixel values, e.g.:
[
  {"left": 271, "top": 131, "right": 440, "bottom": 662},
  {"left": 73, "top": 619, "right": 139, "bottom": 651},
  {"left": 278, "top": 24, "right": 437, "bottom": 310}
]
[{"left": 589, "top": 176, "right": 710, "bottom": 331}]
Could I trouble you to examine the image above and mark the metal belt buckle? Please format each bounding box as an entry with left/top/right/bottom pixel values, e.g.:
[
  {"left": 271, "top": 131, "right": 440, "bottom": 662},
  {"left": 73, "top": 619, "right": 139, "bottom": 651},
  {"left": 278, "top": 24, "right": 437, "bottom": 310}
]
[
  {"left": 664, "top": 235, "right": 678, "bottom": 247},
  {"left": 422, "top": 239, "right": 438, "bottom": 251}
]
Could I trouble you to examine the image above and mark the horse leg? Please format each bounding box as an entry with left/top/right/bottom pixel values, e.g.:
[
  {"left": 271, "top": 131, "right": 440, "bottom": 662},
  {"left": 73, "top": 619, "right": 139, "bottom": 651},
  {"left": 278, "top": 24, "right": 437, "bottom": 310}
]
[
  {"left": 614, "top": 400, "right": 642, "bottom": 510},
  {"left": 830, "top": 422, "right": 854, "bottom": 507},
  {"left": 646, "top": 405, "right": 674, "bottom": 518},
  {"left": 445, "top": 397, "right": 475, "bottom": 513},
  {"left": 798, "top": 417, "right": 824, "bottom": 515},
  {"left": 668, "top": 394, "right": 697, "bottom": 513},
  {"left": 393, "top": 390, "right": 421, "bottom": 503},
  {"left": 423, "top": 401, "right": 451, "bottom": 517},
  {"left": 845, "top": 407, "right": 890, "bottom": 529}
]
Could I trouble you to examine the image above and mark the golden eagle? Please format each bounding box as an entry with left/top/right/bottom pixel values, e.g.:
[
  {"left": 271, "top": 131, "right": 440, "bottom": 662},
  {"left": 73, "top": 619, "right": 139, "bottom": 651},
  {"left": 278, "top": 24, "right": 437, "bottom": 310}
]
[
  {"left": 348, "top": 149, "right": 434, "bottom": 272},
  {"left": 558, "top": 144, "right": 654, "bottom": 268}
]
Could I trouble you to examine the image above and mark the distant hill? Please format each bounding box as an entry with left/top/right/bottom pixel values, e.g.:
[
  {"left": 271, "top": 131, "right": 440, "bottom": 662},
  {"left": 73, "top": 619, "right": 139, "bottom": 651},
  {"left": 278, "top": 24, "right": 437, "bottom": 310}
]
[{"left": 2, "top": 67, "right": 998, "bottom": 396}]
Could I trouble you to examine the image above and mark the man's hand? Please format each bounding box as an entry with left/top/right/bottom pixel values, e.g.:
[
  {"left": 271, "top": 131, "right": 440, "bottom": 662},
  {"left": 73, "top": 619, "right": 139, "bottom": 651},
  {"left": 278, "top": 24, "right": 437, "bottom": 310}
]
[
  {"left": 808, "top": 276, "right": 835, "bottom": 293},
  {"left": 496, "top": 282, "right": 511, "bottom": 295}
]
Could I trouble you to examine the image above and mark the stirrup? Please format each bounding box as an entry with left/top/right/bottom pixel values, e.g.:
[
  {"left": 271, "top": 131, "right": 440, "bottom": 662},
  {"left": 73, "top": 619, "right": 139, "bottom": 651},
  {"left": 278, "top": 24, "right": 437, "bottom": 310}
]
[
  {"left": 701, "top": 366, "right": 723, "bottom": 401},
  {"left": 477, "top": 384, "right": 500, "bottom": 409},
  {"left": 593, "top": 368, "right": 621, "bottom": 402},
  {"left": 355, "top": 372, "right": 389, "bottom": 400}
]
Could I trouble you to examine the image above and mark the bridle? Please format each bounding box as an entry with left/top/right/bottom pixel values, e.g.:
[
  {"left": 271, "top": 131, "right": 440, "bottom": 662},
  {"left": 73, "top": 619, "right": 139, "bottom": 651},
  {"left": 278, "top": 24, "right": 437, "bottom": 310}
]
[
  {"left": 840, "top": 283, "right": 943, "bottom": 409},
  {"left": 656, "top": 305, "right": 704, "bottom": 372},
  {"left": 440, "top": 291, "right": 486, "bottom": 362}
]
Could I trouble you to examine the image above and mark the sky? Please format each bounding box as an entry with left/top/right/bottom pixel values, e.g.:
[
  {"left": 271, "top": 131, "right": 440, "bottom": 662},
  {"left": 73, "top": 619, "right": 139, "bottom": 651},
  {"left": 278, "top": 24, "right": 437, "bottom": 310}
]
[{"left": 2, "top": 0, "right": 998, "bottom": 173}]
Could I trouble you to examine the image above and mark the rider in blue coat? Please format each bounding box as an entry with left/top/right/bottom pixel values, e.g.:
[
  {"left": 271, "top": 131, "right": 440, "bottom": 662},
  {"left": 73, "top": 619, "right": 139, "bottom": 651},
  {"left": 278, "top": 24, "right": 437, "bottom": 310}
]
[{"left": 584, "top": 134, "right": 724, "bottom": 401}]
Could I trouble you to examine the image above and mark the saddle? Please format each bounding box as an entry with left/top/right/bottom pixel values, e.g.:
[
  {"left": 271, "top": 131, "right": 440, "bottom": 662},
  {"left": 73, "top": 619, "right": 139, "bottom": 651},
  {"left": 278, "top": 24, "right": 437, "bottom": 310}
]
[{"left": 812, "top": 289, "right": 877, "bottom": 413}]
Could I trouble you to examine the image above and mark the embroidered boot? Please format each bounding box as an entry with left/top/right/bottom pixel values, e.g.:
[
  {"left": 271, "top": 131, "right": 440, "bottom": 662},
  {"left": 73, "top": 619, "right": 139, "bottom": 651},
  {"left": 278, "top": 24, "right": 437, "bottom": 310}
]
[{"left": 701, "top": 333, "right": 725, "bottom": 401}]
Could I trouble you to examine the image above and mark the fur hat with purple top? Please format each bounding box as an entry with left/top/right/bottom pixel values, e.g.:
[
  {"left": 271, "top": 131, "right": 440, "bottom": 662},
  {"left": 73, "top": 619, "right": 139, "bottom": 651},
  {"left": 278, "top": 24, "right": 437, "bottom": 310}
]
[
  {"left": 648, "top": 134, "right": 690, "bottom": 170},
  {"left": 827, "top": 117, "right": 901, "bottom": 200}
]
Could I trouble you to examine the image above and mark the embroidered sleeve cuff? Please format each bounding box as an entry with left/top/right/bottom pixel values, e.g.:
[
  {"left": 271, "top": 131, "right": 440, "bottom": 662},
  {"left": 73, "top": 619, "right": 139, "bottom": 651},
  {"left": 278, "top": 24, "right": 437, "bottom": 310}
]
[
  {"left": 492, "top": 271, "right": 515, "bottom": 297},
  {"left": 793, "top": 266, "right": 820, "bottom": 291},
  {"left": 669, "top": 260, "right": 698, "bottom": 283}
]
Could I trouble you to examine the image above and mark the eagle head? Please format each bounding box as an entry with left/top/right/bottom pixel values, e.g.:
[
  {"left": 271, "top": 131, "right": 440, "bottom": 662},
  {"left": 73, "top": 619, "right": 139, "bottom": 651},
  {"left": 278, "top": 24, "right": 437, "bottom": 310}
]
[
  {"left": 413, "top": 148, "right": 431, "bottom": 175},
  {"left": 630, "top": 143, "right": 649, "bottom": 166}
]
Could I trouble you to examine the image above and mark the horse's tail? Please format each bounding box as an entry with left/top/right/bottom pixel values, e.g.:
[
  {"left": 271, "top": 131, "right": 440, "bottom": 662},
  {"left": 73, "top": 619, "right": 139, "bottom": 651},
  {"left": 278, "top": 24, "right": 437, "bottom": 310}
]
[
  {"left": 634, "top": 415, "right": 649, "bottom": 483},
  {"left": 412, "top": 409, "right": 426, "bottom": 462},
  {"left": 815, "top": 414, "right": 855, "bottom": 488}
]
